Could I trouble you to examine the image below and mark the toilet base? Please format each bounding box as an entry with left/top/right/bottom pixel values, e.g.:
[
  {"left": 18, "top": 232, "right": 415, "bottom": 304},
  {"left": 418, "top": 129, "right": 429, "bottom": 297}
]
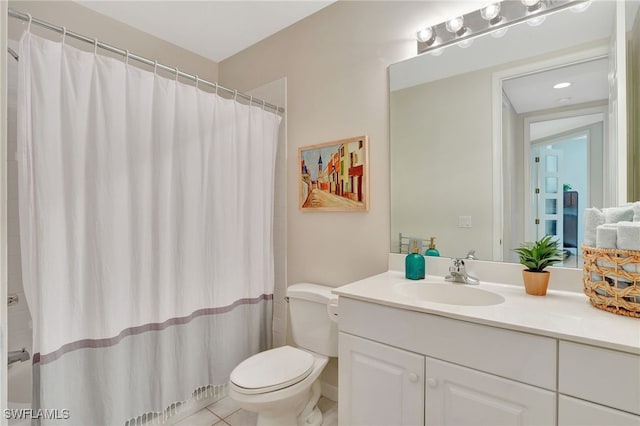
[{"left": 253, "top": 380, "right": 323, "bottom": 426}]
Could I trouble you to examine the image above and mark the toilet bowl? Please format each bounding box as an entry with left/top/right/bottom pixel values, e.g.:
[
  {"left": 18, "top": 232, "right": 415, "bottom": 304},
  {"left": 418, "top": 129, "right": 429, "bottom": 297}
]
[{"left": 228, "top": 283, "right": 338, "bottom": 426}]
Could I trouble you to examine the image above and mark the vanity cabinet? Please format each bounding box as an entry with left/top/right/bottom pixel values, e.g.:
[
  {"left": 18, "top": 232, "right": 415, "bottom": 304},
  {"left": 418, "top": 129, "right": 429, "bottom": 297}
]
[
  {"left": 338, "top": 297, "right": 557, "bottom": 426},
  {"left": 339, "top": 333, "right": 424, "bottom": 426},
  {"left": 338, "top": 296, "right": 640, "bottom": 426}
]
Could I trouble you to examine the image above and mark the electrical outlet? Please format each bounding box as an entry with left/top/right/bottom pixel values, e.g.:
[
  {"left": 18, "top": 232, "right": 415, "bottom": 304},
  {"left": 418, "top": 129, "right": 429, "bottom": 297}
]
[{"left": 459, "top": 216, "right": 472, "bottom": 228}]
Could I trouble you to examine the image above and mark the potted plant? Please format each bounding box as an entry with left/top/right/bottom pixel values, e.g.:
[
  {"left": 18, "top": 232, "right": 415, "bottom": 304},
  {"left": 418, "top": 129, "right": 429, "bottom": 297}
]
[{"left": 513, "top": 235, "right": 564, "bottom": 296}]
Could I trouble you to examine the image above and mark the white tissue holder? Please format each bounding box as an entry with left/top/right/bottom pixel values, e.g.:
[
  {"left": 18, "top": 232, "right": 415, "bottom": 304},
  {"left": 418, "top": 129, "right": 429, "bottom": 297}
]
[{"left": 582, "top": 245, "right": 640, "bottom": 318}]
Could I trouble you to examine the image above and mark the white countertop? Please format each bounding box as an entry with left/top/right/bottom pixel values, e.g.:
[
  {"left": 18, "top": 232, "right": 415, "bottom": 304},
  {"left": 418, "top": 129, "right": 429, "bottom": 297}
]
[{"left": 333, "top": 271, "right": 640, "bottom": 354}]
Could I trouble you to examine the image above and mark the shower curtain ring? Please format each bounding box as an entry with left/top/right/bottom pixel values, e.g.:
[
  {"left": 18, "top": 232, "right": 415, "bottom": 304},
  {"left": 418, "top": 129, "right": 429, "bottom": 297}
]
[
  {"left": 262, "top": 100, "right": 266, "bottom": 110},
  {"left": 93, "top": 38, "right": 98, "bottom": 55},
  {"left": 124, "top": 50, "right": 130, "bottom": 65},
  {"left": 26, "top": 13, "right": 32, "bottom": 32},
  {"left": 154, "top": 60, "right": 158, "bottom": 75},
  {"left": 234, "top": 89, "right": 238, "bottom": 101},
  {"left": 249, "top": 96, "right": 253, "bottom": 106},
  {"left": 175, "top": 68, "right": 179, "bottom": 81},
  {"left": 61, "top": 27, "right": 67, "bottom": 44},
  {"left": 214, "top": 83, "right": 218, "bottom": 95},
  {"left": 195, "top": 75, "right": 199, "bottom": 89}
]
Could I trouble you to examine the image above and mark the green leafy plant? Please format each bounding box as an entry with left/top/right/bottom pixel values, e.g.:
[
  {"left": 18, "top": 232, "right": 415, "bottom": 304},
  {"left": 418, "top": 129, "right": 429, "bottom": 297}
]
[{"left": 513, "top": 235, "right": 564, "bottom": 272}]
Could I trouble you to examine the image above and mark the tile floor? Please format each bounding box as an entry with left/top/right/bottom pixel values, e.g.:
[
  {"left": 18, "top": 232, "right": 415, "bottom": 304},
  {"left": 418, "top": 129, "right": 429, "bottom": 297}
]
[{"left": 175, "top": 396, "right": 338, "bottom": 426}]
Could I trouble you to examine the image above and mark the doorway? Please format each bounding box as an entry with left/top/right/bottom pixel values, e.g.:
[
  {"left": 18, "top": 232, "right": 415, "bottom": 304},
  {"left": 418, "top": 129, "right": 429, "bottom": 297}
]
[{"left": 526, "top": 118, "right": 604, "bottom": 267}]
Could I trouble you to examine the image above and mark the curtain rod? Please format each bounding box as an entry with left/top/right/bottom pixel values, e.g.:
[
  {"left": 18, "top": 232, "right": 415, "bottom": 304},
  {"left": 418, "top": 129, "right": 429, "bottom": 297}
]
[{"left": 8, "top": 8, "right": 284, "bottom": 114}]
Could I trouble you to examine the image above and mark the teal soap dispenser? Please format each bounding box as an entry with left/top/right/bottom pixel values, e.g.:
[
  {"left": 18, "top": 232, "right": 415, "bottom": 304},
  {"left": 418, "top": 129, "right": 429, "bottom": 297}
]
[
  {"left": 405, "top": 240, "right": 425, "bottom": 280},
  {"left": 425, "top": 237, "right": 440, "bottom": 257}
]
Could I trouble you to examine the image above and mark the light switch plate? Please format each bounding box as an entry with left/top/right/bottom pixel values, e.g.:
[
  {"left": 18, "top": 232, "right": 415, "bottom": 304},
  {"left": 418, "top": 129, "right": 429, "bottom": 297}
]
[{"left": 459, "top": 216, "right": 472, "bottom": 228}]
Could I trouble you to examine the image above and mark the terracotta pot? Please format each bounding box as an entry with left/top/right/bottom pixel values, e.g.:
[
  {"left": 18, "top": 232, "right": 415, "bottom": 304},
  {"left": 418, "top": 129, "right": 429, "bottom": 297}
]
[{"left": 522, "top": 270, "right": 550, "bottom": 296}]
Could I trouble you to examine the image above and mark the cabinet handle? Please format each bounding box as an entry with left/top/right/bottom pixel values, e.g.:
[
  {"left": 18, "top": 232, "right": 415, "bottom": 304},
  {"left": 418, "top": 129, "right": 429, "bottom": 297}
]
[
  {"left": 427, "top": 378, "right": 438, "bottom": 388},
  {"left": 408, "top": 373, "right": 419, "bottom": 383}
]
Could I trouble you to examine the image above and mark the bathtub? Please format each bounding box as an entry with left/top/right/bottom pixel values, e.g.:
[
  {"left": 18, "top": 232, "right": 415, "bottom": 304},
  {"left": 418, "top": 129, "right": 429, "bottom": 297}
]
[{"left": 8, "top": 358, "right": 32, "bottom": 426}]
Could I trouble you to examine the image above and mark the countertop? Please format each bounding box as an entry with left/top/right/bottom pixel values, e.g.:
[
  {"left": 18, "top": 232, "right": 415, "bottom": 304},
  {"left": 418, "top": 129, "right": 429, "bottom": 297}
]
[{"left": 333, "top": 271, "right": 640, "bottom": 354}]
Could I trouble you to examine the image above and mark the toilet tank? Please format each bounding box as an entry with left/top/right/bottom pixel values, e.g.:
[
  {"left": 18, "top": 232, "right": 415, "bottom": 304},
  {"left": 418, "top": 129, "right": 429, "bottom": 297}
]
[{"left": 287, "top": 283, "right": 338, "bottom": 357}]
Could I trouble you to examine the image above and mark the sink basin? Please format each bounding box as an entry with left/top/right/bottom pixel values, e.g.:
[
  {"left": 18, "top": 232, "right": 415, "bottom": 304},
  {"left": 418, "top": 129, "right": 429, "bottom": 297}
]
[{"left": 394, "top": 282, "right": 505, "bottom": 306}]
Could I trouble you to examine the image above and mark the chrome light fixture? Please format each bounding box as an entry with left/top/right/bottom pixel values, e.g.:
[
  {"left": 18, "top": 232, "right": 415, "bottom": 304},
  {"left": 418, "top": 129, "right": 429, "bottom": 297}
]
[{"left": 416, "top": 0, "right": 590, "bottom": 55}]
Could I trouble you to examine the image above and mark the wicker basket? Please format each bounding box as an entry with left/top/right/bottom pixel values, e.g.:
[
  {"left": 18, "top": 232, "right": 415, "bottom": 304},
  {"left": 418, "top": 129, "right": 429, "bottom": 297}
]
[{"left": 582, "top": 245, "right": 640, "bottom": 318}]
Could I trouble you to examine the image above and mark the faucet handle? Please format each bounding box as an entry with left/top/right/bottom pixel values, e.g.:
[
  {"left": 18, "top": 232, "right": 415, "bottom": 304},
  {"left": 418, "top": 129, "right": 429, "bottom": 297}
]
[{"left": 449, "top": 258, "right": 464, "bottom": 272}]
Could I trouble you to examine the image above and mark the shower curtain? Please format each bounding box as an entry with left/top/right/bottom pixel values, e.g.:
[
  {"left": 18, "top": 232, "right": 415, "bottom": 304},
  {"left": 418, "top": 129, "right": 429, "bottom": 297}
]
[{"left": 17, "top": 31, "right": 281, "bottom": 425}]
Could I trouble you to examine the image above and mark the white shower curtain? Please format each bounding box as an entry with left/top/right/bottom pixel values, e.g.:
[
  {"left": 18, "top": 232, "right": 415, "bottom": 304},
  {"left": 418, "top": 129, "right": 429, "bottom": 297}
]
[{"left": 17, "top": 31, "right": 281, "bottom": 425}]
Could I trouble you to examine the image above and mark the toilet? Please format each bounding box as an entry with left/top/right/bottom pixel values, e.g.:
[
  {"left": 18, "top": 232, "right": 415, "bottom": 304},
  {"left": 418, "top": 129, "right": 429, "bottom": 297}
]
[{"left": 228, "top": 283, "right": 338, "bottom": 426}]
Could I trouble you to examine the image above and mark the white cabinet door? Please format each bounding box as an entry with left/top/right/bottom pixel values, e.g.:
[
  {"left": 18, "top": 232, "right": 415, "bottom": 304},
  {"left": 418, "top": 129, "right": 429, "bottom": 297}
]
[
  {"left": 339, "top": 332, "right": 424, "bottom": 426},
  {"left": 425, "top": 358, "right": 555, "bottom": 426},
  {"left": 559, "top": 395, "right": 640, "bottom": 426}
]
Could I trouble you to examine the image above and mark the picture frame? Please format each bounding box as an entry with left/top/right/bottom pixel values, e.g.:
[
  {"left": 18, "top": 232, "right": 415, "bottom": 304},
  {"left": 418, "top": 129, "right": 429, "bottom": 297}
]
[{"left": 298, "top": 135, "right": 369, "bottom": 212}]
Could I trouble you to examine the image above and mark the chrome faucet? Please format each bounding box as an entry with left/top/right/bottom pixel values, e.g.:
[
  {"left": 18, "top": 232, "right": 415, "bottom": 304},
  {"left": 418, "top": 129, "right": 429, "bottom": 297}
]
[
  {"left": 8, "top": 348, "right": 30, "bottom": 365},
  {"left": 445, "top": 258, "right": 479, "bottom": 285}
]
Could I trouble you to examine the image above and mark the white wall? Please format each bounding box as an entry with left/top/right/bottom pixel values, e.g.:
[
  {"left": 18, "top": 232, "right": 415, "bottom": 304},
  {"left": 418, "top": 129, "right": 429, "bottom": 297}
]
[{"left": 219, "top": 1, "right": 485, "bottom": 287}]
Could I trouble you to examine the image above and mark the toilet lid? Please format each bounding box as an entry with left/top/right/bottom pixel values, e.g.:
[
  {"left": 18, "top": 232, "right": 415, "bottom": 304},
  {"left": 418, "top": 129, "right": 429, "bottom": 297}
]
[{"left": 230, "top": 346, "right": 314, "bottom": 395}]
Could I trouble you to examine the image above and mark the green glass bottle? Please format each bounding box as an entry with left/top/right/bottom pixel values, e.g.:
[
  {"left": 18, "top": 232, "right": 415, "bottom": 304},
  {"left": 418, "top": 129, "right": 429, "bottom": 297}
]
[
  {"left": 425, "top": 237, "right": 440, "bottom": 257},
  {"left": 405, "top": 240, "right": 425, "bottom": 280}
]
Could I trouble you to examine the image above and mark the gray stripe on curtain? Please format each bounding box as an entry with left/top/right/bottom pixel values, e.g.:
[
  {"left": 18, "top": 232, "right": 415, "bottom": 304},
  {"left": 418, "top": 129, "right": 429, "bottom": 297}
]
[
  {"left": 33, "top": 297, "right": 273, "bottom": 426},
  {"left": 34, "top": 294, "right": 273, "bottom": 365}
]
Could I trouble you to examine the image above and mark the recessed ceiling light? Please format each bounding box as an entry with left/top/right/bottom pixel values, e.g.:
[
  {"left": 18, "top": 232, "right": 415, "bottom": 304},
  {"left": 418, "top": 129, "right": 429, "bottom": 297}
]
[{"left": 553, "top": 82, "right": 572, "bottom": 89}]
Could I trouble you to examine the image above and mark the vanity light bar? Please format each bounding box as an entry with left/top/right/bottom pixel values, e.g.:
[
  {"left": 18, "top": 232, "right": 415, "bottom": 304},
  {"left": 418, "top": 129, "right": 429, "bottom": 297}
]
[{"left": 417, "top": 0, "right": 591, "bottom": 55}]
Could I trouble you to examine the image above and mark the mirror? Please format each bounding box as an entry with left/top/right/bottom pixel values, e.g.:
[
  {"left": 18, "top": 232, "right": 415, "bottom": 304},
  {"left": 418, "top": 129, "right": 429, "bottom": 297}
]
[{"left": 390, "top": 1, "right": 640, "bottom": 268}]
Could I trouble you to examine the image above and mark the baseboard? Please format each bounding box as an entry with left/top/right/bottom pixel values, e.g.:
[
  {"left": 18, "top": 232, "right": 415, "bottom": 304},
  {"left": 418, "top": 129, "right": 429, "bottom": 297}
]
[{"left": 321, "top": 381, "right": 338, "bottom": 402}]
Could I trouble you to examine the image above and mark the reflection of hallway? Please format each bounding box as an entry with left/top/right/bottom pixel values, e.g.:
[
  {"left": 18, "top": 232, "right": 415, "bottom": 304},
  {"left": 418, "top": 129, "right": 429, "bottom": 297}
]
[{"left": 303, "top": 188, "right": 363, "bottom": 209}]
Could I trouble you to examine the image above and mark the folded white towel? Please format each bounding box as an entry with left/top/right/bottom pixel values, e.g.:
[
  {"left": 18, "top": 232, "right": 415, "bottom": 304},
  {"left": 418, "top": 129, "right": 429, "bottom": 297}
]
[
  {"left": 596, "top": 224, "right": 618, "bottom": 249},
  {"left": 604, "top": 205, "right": 634, "bottom": 223},
  {"left": 617, "top": 221, "right": 640, "bottom": 251},
  {"left": 633, "top": 202, "right": 640, "bottom": 222},
  {"left": 595, "top": 224, "right": 617, "bottom": 275},
  {"left": 584, "top": 208, "right": 605, "bottom": 247},
  {"left": 616, "top": 221, "right": 640, "bottom": 275}
]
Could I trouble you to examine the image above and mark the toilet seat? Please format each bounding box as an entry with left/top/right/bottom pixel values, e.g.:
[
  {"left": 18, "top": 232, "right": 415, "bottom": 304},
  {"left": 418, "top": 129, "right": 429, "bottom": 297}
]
[{"left": 230, "top": 346, "right": 314, "bottom": 395}]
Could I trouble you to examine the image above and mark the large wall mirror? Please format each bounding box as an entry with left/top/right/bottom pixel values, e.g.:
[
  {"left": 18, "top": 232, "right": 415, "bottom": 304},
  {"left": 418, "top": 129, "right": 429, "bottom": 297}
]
[{"left": 390, "top": 1, "right": 640, "bottom": 268}]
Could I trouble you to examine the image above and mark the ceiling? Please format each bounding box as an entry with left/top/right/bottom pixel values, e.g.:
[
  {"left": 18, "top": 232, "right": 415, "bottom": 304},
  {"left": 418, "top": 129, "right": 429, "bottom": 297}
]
[
  {"left": 502, "top": 57, "right": 609, "bottom": 114},
  {"left": 74, "top": 1, "right": 336, "bottom": 63}
]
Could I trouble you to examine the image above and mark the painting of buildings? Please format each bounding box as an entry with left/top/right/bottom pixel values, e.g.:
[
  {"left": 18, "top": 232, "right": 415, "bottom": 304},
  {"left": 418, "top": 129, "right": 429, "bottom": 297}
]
[{"left": 298, "top": 136, "right": 369, "bottom": 211}]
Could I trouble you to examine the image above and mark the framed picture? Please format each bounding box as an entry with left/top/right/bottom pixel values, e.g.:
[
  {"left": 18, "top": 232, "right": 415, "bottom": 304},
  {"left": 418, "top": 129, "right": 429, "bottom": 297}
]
[{"left": 298, "top": 135, "right": 369, "bottom": 212}]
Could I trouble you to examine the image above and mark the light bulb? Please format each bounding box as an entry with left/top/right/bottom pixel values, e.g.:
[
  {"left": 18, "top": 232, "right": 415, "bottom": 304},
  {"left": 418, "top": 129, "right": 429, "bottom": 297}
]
[
  {"left": 416, "top": 27, "right": 435, "bottom": 44},
  {"left": 481, "top": 3, "right": 501, "bottom": 21},
  {"left": 446, "top": 16, "right": 465, "bottom": 34},
  {"left": 553, "top": 82, "right": 571, "bottom": 89}
]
